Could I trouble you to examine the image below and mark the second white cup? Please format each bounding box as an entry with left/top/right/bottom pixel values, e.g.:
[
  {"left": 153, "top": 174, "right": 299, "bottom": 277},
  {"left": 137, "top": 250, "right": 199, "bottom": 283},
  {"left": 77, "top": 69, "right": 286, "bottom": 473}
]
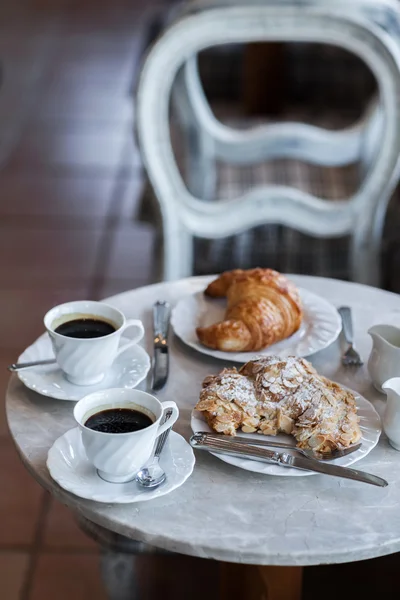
[
  {"left": 44, "top": 300, "right": 144, "bottom": 385},
  {"left": 74, "top": 388, "right": 179, "bottom": 483}
]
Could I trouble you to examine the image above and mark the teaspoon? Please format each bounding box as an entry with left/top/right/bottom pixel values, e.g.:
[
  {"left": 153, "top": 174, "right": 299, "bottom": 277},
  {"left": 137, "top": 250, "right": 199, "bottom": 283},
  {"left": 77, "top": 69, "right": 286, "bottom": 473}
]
[
  {"left": 136, "top": 411, "right": 172, "bottom": 488},
  {"left": 8, "top": 359, "right": 56, "bottom": 372}
]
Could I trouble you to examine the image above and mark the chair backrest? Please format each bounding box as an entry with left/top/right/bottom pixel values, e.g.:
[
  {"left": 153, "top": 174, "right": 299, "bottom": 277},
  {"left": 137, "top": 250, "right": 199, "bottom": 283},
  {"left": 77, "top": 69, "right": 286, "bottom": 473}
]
[
  {"left": 176, "top": 0, "right": 400, "bottom": 173},
  {"left": 136, "top": 0, "right": 400, "bottom": 282}
]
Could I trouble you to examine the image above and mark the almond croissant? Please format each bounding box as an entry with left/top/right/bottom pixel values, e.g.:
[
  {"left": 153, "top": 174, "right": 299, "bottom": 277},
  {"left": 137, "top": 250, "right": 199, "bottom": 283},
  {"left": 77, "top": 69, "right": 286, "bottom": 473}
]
[
  {"left": 195, "top": 356, "right": 361, "bottom": 453},
  {"left": 196, "top": 268, "right": 303, "bottom": 352}
]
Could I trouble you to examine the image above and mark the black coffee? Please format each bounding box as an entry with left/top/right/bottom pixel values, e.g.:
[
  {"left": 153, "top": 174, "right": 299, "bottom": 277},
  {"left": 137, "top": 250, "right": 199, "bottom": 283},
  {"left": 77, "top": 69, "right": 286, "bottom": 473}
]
[
  {"left": 55, "top": 318, "right": 116, "bottom": 339},
  {"left": 84, "top": 408, "right": 153, "bottom": 434}
]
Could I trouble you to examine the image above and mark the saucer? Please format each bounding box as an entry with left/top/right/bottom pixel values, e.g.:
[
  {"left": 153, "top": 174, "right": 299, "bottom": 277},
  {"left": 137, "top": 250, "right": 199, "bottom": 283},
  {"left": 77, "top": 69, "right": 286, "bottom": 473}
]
[
  {"left": 17, "top": 334, "right": 151, "bottom": 401},
  {"left": 47, "top": 427, "right": 195, "bottom": 503}
]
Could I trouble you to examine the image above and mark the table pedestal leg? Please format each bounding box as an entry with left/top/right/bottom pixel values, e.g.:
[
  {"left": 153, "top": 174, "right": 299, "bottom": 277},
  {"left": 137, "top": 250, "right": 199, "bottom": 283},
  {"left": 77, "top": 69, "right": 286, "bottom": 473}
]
[
  {"left": 100, "top": 551, "right": 138, "bottom": 600},
  {"left": 219, "top": 563, "right": 303, "bottom": 600}
]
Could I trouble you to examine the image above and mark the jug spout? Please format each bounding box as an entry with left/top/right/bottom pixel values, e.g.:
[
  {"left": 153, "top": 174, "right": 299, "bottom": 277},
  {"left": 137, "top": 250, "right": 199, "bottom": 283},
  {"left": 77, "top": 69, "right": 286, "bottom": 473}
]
[
  {"left": 382, "top": 377, "right": 400, "bottom": 451},
  {"left": 382, "top": 377, "right": 400, "bottom": 397}
]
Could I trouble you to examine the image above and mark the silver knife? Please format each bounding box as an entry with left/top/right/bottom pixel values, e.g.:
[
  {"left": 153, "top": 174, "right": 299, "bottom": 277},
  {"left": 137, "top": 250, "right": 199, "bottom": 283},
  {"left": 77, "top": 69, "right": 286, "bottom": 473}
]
[
  {"left": 151, "top": 301, "right": 171, "bottom": 391},
  {"left": 190, "top": 433, "right": 388, "bottom": 487}
]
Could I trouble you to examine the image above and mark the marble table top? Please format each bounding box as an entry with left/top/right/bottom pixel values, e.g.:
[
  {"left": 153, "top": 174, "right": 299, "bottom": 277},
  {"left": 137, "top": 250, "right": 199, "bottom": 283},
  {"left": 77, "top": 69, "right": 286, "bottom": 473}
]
[{"left": 6, "top": 275, "right": 400, "bottom": 566}]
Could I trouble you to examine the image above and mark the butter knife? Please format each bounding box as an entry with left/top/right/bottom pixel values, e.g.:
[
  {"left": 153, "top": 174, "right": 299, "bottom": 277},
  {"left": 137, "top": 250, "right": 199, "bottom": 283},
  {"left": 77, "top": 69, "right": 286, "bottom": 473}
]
[
  {"left": 151, "top": 301, "right": 171, "bottom": 391},
  {"left": 190, "top": 433, "right": 388, "bottom": 487}
]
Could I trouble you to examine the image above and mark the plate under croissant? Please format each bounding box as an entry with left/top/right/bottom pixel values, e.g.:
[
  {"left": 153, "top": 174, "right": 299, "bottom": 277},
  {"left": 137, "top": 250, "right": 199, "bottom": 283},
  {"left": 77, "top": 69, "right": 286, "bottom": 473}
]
[
  {"left": 191, "top": 389, "right": 381, "bottom": 477},
  {"left": 171, "top": 286, "right": 341, "bottom": 363}
]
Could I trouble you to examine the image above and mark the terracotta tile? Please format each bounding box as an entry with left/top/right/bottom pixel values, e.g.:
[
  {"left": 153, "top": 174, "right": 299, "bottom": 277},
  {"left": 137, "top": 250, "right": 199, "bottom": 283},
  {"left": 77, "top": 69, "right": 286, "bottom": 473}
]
[
  {"left": 30, "top": 553, "right": 107, "bottom": 600},
  {"left": 40, "top": 71, "right": 132, "bottom": 107},
  {"left": 121, "top": 131, "right": 143, "bottom": 171},
  {"left": 56, "top": 31, "right": 138, "bottom": 58},
  {"left": 102, "top": 224, "right": 155, "bottom": 282},
  {"left": 0, "top": 552, "right": 29, "bottom": 600},
  {"left": 37, "top": 80, "right": 133, "bottom": 122},
  {"left": 0, "top": 350, "right": 19, "bottom": 437},
  {"left": 0, "top": 287, "right": 89, "bottom": 350},
  {"left": 0, "top": 78, "right": 34, "bottom": 121},
  {"left": 53, "top": 33, "right": 139, "bottom": 80},
  {"left": 0, "top": 228, "right": 102, "bottom": 285},
  {"left": 30, "top": 552, "right": 219, "bottom": 600},
  {"left": 26, "top": 119, "right": 129, "bottom": 138},
  {"left": 113, "top": 176, "right": 145, "bottom": 221},
  {"left": 135, "top": 554, "right": 220, "bottom": 600},
  {"left": 0, "top": 126, "right": 23, "bottom": 169},
  {"left": 0, "top": 32, "right": 49, "bottom": 81},
  {"left": 43, "top": 499, "right": 97, "bottom": 551},
  {"left": 79, "top": 173, "right": 147, "bottom": 227},
  {"left": 0, "top": 173, "right": 115, "bottom": 226},
  {"left": 0, "top": 438, "right": 44, "bottom": 546},
  {"left": 45, "top": 28, "right": 141, "bottom": 87},
  {"left": 65, "top": 4, "right": 146, "bottom": 37},
  {"left": 45, "top": 58, "right": 134, "bottom": 90},
  {"left": 6, "top": 130, "right": 127, "bottom": 173}
]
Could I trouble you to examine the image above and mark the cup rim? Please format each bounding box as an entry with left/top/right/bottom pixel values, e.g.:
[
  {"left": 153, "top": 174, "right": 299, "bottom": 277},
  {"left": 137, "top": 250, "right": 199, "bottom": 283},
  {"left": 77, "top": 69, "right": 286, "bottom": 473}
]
[
  {"left": 44, "top": 300, "right": 126, "bottom": 342},
  {"left": 74, "top": 388, "right": 163, "bottom": 437}
]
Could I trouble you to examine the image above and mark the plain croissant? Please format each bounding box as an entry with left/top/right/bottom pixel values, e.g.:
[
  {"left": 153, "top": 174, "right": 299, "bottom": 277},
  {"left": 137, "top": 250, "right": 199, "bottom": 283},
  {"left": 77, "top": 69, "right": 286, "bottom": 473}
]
[{"left": 196, "top": 268, "right": 303, "bottom": 352}]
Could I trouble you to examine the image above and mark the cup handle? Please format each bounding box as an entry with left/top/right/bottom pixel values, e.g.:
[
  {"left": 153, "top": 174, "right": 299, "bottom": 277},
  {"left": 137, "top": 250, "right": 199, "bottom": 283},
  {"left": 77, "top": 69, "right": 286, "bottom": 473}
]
[
  {"left": 115, "top": 319, "right": 145, "bottom": 357},
  {"left": 157, "top": 401, "right": 179, "bottom": 436}
]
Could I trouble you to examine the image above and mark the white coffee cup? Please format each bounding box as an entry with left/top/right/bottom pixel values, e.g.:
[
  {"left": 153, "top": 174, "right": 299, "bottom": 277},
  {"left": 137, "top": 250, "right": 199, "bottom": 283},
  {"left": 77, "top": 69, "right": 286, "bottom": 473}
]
[
  {"left": 44, "top": 300, "right": 144, "bottom": 386},
  {"left": 74, "top": 388, "right": 179, "bottom": 483}
]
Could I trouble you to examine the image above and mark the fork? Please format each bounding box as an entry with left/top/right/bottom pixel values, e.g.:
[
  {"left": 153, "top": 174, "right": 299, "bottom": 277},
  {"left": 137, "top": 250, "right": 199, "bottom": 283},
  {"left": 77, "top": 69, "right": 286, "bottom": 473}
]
[
  {"left": 197, "top": 432, "right": 362, "bottom": 461},
  {"left": 338, "top": 306, "right": 364, "bottom": 367}
]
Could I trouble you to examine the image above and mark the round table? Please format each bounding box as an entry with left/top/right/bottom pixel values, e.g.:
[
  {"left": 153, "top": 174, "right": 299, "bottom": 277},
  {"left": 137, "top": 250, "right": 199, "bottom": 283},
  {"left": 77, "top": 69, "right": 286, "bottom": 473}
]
[{"left": 6, "top": 276, "right": 400, "bottom": 580}]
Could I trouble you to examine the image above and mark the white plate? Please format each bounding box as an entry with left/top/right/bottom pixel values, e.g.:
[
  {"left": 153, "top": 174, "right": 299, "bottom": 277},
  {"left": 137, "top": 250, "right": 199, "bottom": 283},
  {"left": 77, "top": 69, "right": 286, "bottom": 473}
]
[
  {"left": 17, "top": 335, "right": 151, "bottom": 401},
  {"left": 47, "top": 427, "right": 195, "bottom": 503},
  {"left": 171, "top": 287, "right": 341, "bottom": 363},
  {"left": 191, "top": 389, "right": 381, "bottom": 476}
]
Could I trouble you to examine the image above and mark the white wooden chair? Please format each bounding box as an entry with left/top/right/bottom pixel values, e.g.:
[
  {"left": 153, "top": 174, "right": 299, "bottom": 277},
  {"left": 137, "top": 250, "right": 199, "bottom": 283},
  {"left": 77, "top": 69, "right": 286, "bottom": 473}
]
[{"left": 136, "top": 0, "right": 400, "bottom": 285}]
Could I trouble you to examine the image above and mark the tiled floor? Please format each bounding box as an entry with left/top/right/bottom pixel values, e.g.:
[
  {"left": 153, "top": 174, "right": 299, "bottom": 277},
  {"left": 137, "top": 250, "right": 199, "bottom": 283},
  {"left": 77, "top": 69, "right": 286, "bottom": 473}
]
[
  {"left": 0, "top": 0, "right": 161, "bottom": 598},
  {"left": 1, "top": 1, "right": 400, "bottom": 599}
]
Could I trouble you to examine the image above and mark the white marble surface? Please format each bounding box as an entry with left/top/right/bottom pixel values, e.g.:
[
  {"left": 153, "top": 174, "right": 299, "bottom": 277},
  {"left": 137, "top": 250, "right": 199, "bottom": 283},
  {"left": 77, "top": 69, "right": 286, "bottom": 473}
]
[{"left": 6, "top": 276, "right": 400, "bottom": 566}]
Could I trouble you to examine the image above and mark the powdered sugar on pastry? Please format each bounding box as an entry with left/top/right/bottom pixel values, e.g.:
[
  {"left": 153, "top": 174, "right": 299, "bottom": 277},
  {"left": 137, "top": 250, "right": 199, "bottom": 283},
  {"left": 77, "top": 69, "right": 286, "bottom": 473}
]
[{"left": 195, "top": 356, "right": 361, "bottom": 453}]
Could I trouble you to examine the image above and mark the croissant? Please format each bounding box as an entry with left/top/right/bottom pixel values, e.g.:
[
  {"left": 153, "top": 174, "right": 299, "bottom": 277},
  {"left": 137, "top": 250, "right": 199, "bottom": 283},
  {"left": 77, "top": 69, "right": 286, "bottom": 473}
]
[
  {"left": 196, "top": 268, "right": 303, "bottom": 352},
  {"left": 195, "top": 356, "right": 362, "bottom": 453}
]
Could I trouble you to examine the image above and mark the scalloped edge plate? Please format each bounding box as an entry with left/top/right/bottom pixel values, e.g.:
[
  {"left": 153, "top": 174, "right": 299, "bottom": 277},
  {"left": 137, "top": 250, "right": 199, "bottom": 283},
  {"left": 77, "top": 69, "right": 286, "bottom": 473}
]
[
  {"left": 172, "top": 287, "right": 342, "bottom": 363},
  {"left": 191, "top": 389, "right": 381, "bottom": 476}
]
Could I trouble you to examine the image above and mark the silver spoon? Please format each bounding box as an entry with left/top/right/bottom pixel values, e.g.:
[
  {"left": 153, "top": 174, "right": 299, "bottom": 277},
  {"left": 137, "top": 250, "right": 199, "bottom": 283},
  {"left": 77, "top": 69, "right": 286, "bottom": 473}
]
[
  {"left": 136, "top": 411, "right": 172, "bottom": 488},
  {"left": 8, "top": 359, "right": 56, "bottom": 372}
]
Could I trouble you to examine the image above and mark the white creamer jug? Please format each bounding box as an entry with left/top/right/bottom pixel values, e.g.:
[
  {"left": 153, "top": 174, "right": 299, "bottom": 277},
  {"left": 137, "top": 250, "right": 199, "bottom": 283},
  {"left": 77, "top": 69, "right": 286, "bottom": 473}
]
[
  {"left": 382, "top": 378, "right": 400, "bottom": 451},
  {"left": 368, "top": 324, "right": 400, "bottom": 392}
]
